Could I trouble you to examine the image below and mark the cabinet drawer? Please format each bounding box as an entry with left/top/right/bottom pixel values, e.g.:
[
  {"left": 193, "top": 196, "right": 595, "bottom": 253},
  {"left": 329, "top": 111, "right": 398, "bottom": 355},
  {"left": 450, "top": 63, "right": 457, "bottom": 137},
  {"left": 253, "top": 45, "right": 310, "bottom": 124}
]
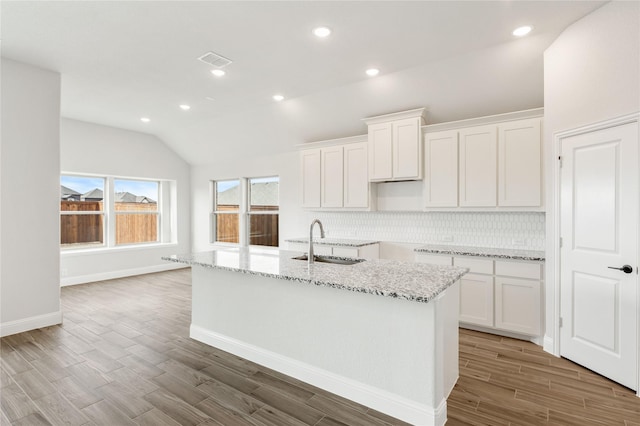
[
  {"left": 454, "top": 257, "right": 493, "bottom": 274},
  {"left": 332, "top": 247, "right": 359, "bottom": 258},
  {"left": 495, "top": 260, "right": 541, "bottom": 280},
  {"left": 415, "top": 254, "right": 453, "bottom": 266}
]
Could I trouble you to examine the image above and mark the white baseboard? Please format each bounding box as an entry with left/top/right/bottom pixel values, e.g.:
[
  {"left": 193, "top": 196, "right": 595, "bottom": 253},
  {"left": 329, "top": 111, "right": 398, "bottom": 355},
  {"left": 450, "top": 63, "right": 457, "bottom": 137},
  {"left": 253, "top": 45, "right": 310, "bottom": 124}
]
[
  {"left": 543, "top": 335, "right": 557, "bottom": 356},
  {"left": 191, "top": 324, "right": 445, "bottom": 426},
  {"left": 0, "top": 310, "right": 62, "bottom": 337},
  {"left": 60, "top": 263, "right": 188, "bottom": 287}
]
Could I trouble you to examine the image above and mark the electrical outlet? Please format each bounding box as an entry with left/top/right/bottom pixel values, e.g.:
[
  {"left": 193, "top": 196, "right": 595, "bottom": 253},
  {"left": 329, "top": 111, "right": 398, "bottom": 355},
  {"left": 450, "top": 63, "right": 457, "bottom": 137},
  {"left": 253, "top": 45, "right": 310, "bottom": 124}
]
[
  {"left": 441, "top": 235, "right": 453, "bottom": 242},
  {"left": 512, "top": 238, "right": 527, "bottom": 246}
]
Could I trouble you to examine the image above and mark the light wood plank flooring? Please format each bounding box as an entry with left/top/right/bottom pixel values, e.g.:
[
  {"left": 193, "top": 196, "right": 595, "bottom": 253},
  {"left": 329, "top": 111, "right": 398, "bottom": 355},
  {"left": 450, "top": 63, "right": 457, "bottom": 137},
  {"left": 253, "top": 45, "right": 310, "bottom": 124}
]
[{"left": 1, "top": 269, "right": 638, "bottom": 425}]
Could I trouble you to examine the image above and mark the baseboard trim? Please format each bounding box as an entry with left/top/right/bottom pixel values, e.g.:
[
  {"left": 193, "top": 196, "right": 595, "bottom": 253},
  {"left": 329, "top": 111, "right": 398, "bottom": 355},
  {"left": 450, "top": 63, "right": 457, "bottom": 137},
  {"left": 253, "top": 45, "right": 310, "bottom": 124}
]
[
  {"left": 191, "top": 324, "right": 444, "bottom": 426},
  {"left": 0, "top": 310, "right": 62, "bottom": 337},
  {"left": 543, "top": 335, "right": 556, "bottom": 356},
  {"left": 60, "top": 263, "right": 188, "bottom": 286}
]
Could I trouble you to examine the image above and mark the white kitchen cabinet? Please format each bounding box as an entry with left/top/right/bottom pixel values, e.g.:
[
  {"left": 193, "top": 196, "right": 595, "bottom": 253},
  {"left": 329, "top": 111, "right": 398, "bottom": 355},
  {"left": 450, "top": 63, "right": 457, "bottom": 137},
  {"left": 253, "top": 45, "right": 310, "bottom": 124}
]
[
  {"left": 459, "top": 273, "right": 494, "bottom": 327},
  {"left": 424, "top": 130, "right": 458, "bottom": 207},
  {"left": 364, "top": 108, "right": 426, "bottom": 182},
  {"left": 423, "top": 113, "right": 543, "bottom": 211},
  {"left": 498, "top": 118, "right": 542, "bottom": 207},
  {"left": 414, "top": 251, "right": 543, "bottom": 338},
  {"left": 320, "top": 146, "right": 344, "bottom": 208},
  {"left": 459, "top": 125, "right": 497, "bottom": 207},
  {"left": 300, "top": 149, "right": 321, "bottom": 208},
  {"left": 495, "top": 276, "right": 541, "bottom": 335},
  {"left": 343, "top": 142, "right": 369, "bottom": 208},
  {"left": 415, "top": 253, "right": 453, "bottom": 265},
  {"left": 300, "top": 139, "right": 373, "bottom": 210}
]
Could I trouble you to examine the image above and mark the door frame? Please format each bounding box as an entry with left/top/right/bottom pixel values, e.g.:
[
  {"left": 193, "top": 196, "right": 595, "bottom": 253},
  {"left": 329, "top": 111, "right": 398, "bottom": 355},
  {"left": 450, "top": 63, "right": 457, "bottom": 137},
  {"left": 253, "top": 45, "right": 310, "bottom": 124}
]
[{"left": 549, "top": 112, "right": 640, "bottom": 396}]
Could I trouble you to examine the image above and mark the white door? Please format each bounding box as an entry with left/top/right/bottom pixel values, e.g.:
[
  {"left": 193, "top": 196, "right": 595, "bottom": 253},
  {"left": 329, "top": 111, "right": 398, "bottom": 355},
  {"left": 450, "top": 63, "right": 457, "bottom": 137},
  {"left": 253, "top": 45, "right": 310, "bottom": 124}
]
[{"left": 560, "top": 121, "right": 638, "bottom": 390}]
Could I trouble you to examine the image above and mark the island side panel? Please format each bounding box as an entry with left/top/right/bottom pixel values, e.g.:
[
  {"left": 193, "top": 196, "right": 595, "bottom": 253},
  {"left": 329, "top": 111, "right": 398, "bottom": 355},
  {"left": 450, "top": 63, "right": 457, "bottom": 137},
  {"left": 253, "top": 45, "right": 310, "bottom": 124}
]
[{"left": 190, "top": 265, "right": 458, "bottom": 425}]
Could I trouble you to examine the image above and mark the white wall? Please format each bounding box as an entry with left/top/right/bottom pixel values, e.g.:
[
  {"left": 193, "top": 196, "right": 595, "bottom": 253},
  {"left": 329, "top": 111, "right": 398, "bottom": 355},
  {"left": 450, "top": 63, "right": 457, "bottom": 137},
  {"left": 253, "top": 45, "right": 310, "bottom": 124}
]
[
  {"left": 60, "top": 118, "right": 191, "bottom": 285},
  {"left": 543, "top": 1, "right": 640, "bottom": 350},
  {"left": 1, "top": 59, "right": 62, "bottom": 336},
  {"left": 191, "top": 151, "right": 304, "bottom": 252}
]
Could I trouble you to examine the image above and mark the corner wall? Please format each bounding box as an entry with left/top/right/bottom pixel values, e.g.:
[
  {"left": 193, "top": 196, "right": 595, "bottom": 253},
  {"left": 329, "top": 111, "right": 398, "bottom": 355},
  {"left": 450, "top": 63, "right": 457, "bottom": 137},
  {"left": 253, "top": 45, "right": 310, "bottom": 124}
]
[
  {"left": 60, "top": 118, "right": 191, "bottom": 285},
  {"left": 543, "top": 1, "right": 640, "bottom": 351},
  {"left": 1, "top": 59, "right": 62, "bottom": 336}
]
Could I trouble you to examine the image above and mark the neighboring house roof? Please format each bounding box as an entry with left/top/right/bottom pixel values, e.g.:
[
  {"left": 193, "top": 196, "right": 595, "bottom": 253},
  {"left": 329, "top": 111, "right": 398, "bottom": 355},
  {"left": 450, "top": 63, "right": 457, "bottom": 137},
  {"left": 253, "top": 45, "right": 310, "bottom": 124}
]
[
  {"left": 217, "top": 182, "right": 278, "bottom": 206},
  {"left": 115, "top": 192, "right": 156, "bottom": 204},
  {"left": 82, "top": 188, "right": 104, "bottom": 200},
  {"left": 61, "top": 185, "right": 81, "bottom": 199}
]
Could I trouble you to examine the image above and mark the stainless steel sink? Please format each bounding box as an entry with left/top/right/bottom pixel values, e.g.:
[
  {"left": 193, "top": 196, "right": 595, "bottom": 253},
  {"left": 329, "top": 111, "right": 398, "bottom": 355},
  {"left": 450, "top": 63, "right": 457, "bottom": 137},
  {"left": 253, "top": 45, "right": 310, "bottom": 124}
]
[{"left": 292, "top": 255, "right": 365, "bottom": 265}]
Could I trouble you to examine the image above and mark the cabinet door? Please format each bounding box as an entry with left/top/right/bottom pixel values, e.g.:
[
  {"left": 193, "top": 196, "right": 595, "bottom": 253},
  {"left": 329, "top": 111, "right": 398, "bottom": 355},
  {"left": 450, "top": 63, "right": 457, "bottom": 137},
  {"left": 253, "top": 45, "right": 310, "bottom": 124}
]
[
  {"left": 424, "top": 130, "right": 458, "bottom": 207},
  {"left": 332, "top": 247, "right": 359, "bottom": 258},
  {"left": 320, "top": 146, "right": 344, "bottom": 208},
  {"left": 459, "top": 273, "right": 494, "bottom": 327},
  {"left": 494, "top": 277, "right": 541, "bottom": 335},
  {"left": 393, "top": 118, "right": 422, "bottom": 179},
  {"left": 459, "top": 125, "right": 497, "bottom": 207},
  {"left": 368, "top": 122, "right": 393, "bottom": 181},
  {"left": 300, "top": 149, "right": 321, "bottom": 208},
  {"left": 343, "top": 142, "right": 369, "bottom": 208},
  {"left": 498, "top": 118, "right": 542, "bottom": 207}
]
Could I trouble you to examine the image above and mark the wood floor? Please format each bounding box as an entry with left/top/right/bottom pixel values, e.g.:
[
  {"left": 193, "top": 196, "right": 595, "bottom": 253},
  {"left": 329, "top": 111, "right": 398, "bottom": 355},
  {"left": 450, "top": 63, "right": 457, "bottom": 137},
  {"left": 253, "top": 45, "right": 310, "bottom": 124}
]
[{"left": 0, "top": 269, "right": 638, "bottom": 426}]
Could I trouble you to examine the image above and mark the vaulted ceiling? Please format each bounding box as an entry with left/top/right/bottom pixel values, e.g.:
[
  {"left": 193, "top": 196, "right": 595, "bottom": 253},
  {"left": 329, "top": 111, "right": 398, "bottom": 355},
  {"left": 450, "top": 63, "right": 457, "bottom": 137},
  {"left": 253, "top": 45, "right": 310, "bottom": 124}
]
[{"left": 2, "top": 1, "right": 605, "bottom": 165}]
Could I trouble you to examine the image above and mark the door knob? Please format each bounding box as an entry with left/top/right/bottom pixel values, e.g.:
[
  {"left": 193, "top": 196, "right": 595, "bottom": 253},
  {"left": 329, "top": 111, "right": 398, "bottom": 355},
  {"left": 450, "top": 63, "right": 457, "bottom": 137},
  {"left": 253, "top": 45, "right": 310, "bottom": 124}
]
[{"left": 607, "top": 265, "right": 633, "bottom": 274}]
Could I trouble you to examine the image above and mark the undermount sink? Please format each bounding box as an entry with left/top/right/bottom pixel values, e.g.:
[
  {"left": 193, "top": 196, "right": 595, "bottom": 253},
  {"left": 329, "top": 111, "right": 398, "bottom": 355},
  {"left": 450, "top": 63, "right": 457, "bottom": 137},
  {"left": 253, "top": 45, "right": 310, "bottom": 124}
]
[{"left": 292, "top": 255, "right": 365, "bottom": 265}]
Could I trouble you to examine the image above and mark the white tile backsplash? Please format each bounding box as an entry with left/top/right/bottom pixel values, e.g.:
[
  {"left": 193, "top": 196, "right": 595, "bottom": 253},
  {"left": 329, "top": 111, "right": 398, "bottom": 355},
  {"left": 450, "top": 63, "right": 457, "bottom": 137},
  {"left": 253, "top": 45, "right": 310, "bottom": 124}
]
[{"left": 307, "top": 211, "right": 545, "bottom": 250}]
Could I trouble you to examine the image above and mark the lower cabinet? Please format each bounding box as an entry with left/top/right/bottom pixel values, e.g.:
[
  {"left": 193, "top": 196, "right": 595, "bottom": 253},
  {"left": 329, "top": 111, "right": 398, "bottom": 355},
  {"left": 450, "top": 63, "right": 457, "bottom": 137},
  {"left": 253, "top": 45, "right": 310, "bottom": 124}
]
[
  {"left": 288, "top": 242, "right": 380, "bottom": 260},
  {"left": 415, "top": 253, "right": 542, "bottom": 337}
]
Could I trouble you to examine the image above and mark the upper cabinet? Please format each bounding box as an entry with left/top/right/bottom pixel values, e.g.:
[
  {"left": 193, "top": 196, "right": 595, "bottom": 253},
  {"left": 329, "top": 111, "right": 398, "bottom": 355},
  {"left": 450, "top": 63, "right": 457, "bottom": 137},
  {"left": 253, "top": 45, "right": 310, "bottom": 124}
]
[
  {"left": 497, "top": 118, "right": 542, "bottom": 207},
  {"left": 363, "top": 108, "right": 426, "bottom": 182},
  {"left": 300, "top": 137, "right": 375, "bottom": 211},
  {"left": 424, "top": 115, "right": 543, "bottom": 211},
  {"left": 459, "top": 125, "right": 498, "bottom": 207}
]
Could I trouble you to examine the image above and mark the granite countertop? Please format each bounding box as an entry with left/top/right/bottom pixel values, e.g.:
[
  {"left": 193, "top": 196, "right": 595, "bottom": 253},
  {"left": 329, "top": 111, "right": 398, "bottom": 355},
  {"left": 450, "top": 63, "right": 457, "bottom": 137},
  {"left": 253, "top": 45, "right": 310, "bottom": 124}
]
[
  {"left": 414, "top": 244, "right": 545, "bottom": 262},
  {"left": 163, "top": 248, "right": 467, "bottom": 304},
  {"left": 284, "top": 237, "right": 380, "bottom": 248}
]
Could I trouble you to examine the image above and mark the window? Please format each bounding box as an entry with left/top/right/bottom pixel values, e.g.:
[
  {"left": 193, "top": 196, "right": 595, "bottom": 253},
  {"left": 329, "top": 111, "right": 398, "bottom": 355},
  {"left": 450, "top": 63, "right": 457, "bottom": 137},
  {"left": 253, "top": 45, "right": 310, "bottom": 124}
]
[
  {"left": 61, "top": 174, "right": 171, "bottom": 249},
  {"left": 114, "top": 179, "right": 159, "bottom": 245},
  {"left": 248, "top": 177, "right": 279, "bottom": 247},
  {"left": 60, "top": 176, "right": 105, "bottom": 247},
  {"left": 211, "top": 176, "right": 279, "bottom": 247},
  {"left": 212, "top": 179, "right": 240, "bottom": 244}
]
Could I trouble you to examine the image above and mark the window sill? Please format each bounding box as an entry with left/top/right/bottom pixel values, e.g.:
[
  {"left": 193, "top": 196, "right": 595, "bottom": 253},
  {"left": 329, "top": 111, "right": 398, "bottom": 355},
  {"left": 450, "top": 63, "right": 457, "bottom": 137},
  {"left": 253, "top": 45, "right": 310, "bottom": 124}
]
[{"left": 61, "top": 242, "right": 179, "bottom": 257}]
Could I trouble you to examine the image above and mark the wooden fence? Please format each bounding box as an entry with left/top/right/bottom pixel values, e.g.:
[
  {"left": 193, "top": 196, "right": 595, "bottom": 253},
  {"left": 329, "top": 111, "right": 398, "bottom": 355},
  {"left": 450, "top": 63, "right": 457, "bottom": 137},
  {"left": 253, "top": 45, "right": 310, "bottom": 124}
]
[
  {"left": 216, "top": 205, "right": 279, "bottom": 247},
  {"left": 61, "top": 201, "right": 158, "bottom": 245}
]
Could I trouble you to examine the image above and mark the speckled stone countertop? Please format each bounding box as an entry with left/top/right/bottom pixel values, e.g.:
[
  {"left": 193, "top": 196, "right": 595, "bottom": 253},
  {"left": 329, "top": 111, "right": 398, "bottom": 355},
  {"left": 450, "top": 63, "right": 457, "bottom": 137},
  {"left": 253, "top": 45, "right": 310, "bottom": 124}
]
[
  {"left": 284, "top": 237, "right": 380, "bottom": 247},
  {"left": 163, "top": 248, "right": 467, "bottom": 304},
  {"left": 414, "top": 244, "right": 545, "bottom": 261}
]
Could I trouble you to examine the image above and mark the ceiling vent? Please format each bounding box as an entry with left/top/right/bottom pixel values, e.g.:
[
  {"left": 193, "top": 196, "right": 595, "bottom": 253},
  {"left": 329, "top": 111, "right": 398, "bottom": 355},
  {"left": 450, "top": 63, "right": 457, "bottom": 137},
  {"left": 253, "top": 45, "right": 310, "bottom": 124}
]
[{"left": 197, "top": 51, "right": 232, "bottom": 68}]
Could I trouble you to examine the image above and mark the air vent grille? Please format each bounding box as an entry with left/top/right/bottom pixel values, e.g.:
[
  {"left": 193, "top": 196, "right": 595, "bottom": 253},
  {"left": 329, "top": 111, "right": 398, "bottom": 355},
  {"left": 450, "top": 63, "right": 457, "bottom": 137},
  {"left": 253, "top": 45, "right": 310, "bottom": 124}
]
[{"left": 197, "top": 51, "right": 232, "bottom": 68}]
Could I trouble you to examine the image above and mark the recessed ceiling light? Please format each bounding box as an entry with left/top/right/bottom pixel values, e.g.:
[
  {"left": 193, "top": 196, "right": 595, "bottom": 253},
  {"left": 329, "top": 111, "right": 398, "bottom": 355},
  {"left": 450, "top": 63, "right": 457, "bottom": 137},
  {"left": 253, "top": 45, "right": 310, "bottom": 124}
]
[
  {"left": 140, "top": 117, "right": 150, "bottom": 123},
  {"left": 211, "top": 69, "right": 226, "bottom": 77},
  {"left": 179, "top": 104, "right": 191, "bottom": 111},
  {"left": 273, "top": 94, "right": 284, "bottom": 102},
  {"left": 512, "top": 26, "right": 533, "bottom": 37},
  {"left": 366, "top": 68, "right": 380, "bottom": 77},
  {"left": 313, "top": 26, "right": 331, "bottom": 38}
]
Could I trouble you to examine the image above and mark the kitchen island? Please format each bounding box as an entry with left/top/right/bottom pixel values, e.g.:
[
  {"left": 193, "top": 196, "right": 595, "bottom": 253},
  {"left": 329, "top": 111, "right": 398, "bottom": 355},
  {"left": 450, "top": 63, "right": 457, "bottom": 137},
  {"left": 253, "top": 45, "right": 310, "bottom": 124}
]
[{"left": 164, "top": 248, "right": 467, "bottom": 426}]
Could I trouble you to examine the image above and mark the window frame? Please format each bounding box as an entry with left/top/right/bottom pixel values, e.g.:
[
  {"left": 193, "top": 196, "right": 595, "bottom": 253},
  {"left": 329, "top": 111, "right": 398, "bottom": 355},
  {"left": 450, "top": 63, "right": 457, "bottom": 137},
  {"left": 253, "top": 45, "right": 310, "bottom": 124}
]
[
  {"left": 60, "top": 175, "right": 107, "bottom": 249},
  {"left": 60, "top": 173, "right": 171, "bottom": 251},
  {"left": 210, "top": 176, "right": 279, "bottom": 248}
]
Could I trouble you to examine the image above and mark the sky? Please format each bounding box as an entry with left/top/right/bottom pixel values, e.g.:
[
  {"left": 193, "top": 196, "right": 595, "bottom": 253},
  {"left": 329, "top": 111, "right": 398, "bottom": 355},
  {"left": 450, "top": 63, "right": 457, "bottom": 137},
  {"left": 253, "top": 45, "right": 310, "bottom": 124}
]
[{"left": 61, "top": 176, "right": 158, "bottom": 199}]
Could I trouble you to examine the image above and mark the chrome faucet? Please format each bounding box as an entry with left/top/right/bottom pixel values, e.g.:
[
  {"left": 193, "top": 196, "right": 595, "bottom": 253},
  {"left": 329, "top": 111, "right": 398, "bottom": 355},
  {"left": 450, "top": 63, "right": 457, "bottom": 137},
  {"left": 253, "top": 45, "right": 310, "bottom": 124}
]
[{"left": 308, "top": 219, "right": 325, "bottom": 265}]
